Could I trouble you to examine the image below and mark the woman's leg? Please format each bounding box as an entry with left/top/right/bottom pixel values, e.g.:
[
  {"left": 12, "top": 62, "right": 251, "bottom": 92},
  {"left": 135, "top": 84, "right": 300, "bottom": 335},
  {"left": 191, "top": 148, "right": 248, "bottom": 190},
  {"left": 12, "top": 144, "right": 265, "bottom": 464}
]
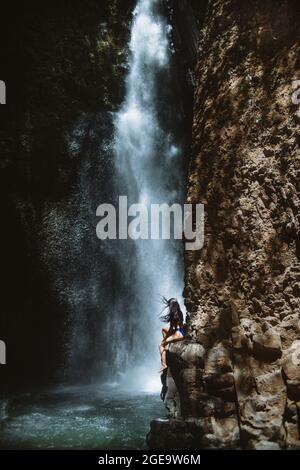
[
  {"left": 159, "top": 327, "right": 173, "bottom": 372},
  {"left": 159, "top": 328, "right": 169, "bottom": 371},
  {"left": 159, "top": 343, "right": 167, "bottom": 372},
  {"left": 162, "top": 331, "right": 184, "bottom": 346}
]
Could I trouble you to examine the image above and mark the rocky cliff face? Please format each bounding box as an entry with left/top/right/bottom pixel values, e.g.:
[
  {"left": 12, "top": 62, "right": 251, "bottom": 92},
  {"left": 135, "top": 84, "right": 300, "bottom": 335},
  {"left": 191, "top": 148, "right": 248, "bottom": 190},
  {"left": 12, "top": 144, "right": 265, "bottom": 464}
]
[
  {"left": 0, "top": 0, "right": 134, "bottom": 391},
  {"left": 148, "top": 0, "right": 300, "bottom": 450}
]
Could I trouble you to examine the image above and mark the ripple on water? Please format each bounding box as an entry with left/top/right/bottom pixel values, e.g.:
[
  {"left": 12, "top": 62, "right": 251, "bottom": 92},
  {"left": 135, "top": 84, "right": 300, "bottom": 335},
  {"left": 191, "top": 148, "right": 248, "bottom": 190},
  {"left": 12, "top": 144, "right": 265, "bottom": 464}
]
[{"left": 0, "top": 386, "right": 164, "bottom": 449}]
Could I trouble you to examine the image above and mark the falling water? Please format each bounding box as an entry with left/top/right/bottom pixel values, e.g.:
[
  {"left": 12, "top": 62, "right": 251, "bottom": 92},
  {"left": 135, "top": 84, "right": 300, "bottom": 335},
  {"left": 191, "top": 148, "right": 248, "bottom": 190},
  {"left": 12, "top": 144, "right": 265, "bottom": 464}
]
[
  {"left": 27, "top": 0, "right": 186, "bottom": 390},
  {"left": 112, "top": 0, "right": 185, "bottom": 389},
  {"left": 0, "top": 0, "right": 186, "bottom": 448}
]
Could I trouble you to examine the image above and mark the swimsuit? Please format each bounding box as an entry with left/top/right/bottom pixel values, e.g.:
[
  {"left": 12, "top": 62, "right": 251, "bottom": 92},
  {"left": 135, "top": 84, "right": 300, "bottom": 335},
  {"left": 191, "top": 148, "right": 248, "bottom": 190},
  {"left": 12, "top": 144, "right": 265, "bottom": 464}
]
[{"left": 176, "top": 326, "right": 185, "bottom": 337}]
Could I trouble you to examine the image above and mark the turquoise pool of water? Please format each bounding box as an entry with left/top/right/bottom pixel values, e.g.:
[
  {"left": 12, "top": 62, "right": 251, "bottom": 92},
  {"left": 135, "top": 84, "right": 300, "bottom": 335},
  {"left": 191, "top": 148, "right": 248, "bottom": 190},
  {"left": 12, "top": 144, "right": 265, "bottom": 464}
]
[{"left": 0, "top": 384, "right": 165, "bottom": 449}]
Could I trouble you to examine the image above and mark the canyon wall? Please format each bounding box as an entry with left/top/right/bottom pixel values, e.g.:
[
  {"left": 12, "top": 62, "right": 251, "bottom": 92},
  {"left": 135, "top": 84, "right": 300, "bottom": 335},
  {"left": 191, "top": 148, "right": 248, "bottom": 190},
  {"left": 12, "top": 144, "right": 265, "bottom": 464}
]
[
  {"left": 148, "top": 0, "right": 300, "bottom": 449},
  {"left": 0, "top": 0, "right": 134, "bottom": 391}
]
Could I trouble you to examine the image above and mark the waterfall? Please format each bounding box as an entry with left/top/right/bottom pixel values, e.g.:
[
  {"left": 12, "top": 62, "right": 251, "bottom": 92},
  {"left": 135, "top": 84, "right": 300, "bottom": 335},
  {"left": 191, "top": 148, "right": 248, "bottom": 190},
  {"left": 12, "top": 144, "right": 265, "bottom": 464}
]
[
  {"left": 37, "top": 0, "right": 185, "bottom": 389},
  {"left": 112, "top": 0, "right": 185, "bottom": 390}
]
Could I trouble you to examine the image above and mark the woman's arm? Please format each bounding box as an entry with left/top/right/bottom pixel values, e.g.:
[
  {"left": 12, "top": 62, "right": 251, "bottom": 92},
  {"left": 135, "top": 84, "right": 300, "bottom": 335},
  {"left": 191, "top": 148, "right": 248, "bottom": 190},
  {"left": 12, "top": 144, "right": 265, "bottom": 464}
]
[{"left": 162, "top": 326, "right": 169, "bottom": 339}]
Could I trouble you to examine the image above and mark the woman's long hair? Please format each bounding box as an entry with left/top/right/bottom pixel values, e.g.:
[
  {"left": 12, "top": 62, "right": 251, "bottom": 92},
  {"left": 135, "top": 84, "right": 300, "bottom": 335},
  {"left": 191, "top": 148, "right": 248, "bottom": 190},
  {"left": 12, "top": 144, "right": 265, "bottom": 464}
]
[{"left": 160, "top": 297, "right": 184, "bottom": 329}]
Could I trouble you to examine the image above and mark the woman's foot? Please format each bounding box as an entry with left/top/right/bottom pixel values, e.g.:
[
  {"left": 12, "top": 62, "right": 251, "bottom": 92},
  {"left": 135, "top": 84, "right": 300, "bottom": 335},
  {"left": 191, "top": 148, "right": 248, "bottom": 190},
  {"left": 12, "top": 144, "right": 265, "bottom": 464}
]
[{"left": 159, "top": 364, "right": 168, "bottom": 373}]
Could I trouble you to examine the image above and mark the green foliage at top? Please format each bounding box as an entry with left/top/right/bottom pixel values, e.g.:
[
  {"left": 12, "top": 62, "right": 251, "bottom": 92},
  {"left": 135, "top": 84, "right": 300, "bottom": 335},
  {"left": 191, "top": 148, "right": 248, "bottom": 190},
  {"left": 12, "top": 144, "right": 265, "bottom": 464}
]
[{"left": 20, "top": 0, "right": 133, "bottom": 116}]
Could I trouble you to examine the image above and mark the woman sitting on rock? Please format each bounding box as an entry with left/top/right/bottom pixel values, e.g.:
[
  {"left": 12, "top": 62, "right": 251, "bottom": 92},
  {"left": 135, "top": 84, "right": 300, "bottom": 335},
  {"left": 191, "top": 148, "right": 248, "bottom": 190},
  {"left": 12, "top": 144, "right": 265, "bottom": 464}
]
[{"left": 159, "top": 297, "right": 186, "bottom": 373}]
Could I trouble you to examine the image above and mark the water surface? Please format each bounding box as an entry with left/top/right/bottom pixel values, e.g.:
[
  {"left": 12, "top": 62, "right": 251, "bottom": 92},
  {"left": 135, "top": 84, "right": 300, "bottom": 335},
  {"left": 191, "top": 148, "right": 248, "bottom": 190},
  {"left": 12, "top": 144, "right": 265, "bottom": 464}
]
[{"left": 0, "top": 384, "right": 164, "bottom": 449}]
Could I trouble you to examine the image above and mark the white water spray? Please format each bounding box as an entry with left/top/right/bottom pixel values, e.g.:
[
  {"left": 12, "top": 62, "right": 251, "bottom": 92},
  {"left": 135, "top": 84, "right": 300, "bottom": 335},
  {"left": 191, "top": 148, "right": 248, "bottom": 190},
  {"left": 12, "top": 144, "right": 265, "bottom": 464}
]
[{"left": 113, "top": 0, "right": 185, "bottom": 391}]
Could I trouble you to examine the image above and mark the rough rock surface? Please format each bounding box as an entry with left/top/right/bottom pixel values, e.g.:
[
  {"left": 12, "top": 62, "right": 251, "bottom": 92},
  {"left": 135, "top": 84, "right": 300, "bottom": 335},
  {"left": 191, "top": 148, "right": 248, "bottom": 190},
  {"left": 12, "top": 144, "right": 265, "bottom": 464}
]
[{"left": 148, "top": 0, "right": 300, "bottom": 449}]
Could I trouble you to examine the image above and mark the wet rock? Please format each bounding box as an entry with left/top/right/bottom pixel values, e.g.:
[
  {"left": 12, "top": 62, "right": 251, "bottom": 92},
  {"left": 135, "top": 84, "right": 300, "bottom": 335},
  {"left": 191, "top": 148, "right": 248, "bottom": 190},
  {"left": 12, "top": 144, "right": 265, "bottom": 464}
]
[
  {"left": 164, "top": 369, "right": 181, "bottom": 418},
  {"left": 284, "top": 422, "right": 300, "bottom": 449},
  {"left": 286, "top": 381, "right": 300, "bottom": 401},
  {"left": 282, "top": 342, "right": 300, "bottom": 382},
  {"left": 147, "top": 416, "right": 240, "bottom": 450},
  {"left": 146, "top": 418, "right": 202, "bottom": 450},
  {"left": 200, "top": 417, "right": 240, "bottom": 449},
  {"left": 149, "top": 0, "right": 300, "bottom": 451},
  {"left": 168, "top": 342, "right": 206, "bottom": 418},
  {"left": 250, "top": 441, "right": 281, "bottom": 450},
  {"left": 252, "top": 331, "right": 282, "bottom": 361}
]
